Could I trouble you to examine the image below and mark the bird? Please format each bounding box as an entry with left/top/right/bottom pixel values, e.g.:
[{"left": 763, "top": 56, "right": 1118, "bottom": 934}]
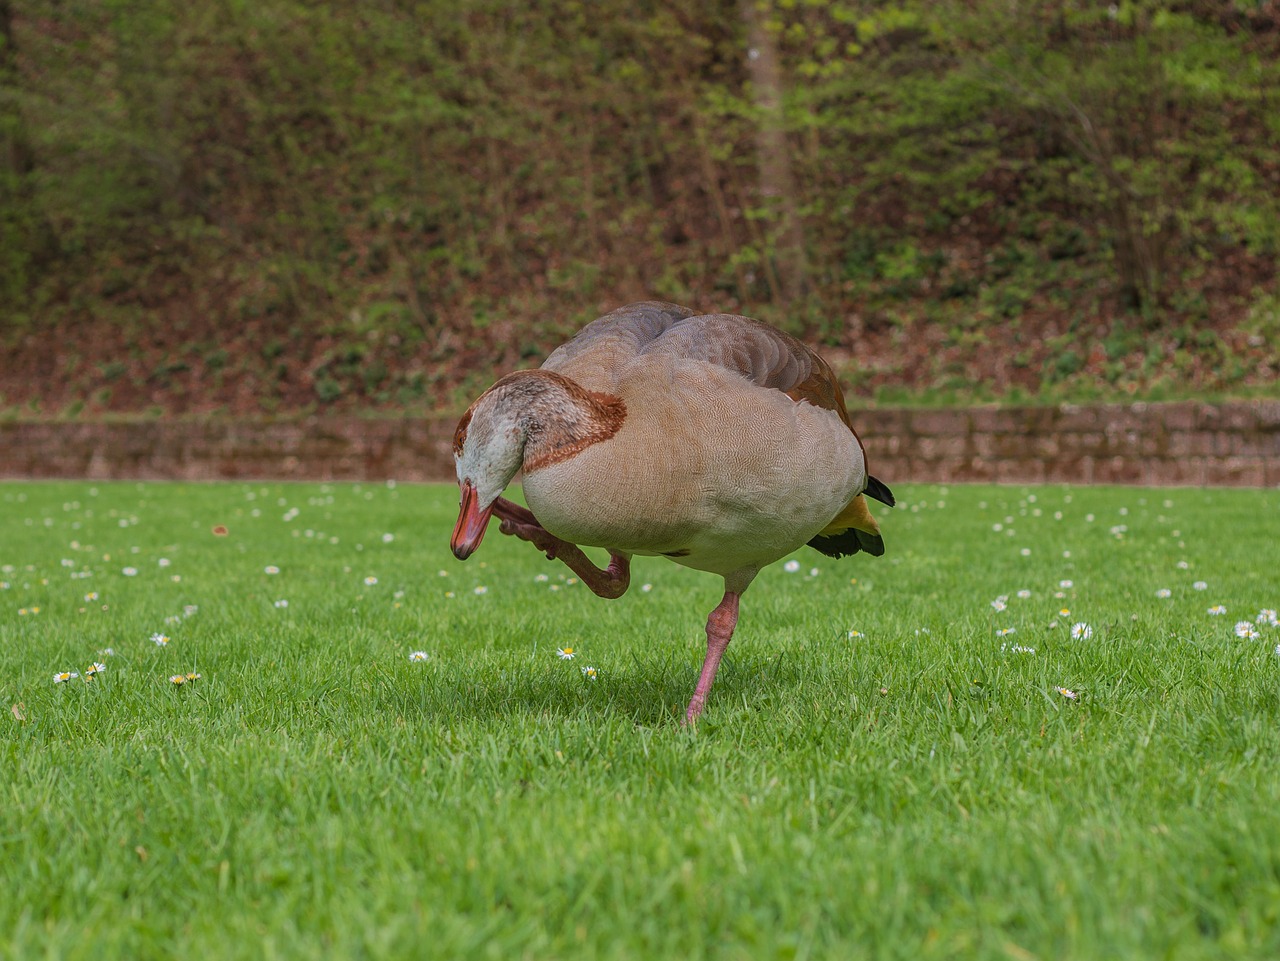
[{"left": 450, "top": 301, "right": 894, "bottom": 723}]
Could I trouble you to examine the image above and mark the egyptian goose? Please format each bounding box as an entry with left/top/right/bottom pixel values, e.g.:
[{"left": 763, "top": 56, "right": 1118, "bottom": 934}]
[{"left": 451, "top": 301, "right": 894, "bottom": 722}]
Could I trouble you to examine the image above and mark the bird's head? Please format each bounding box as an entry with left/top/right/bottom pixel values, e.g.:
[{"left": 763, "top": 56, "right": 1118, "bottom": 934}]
[{"left": 450, "top": 379, "right": 530, "bottom": 560}]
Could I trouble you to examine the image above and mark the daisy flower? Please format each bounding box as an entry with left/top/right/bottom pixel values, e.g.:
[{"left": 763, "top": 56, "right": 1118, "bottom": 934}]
[
  {"left": 1155, "top": 589, "right": 1171, "bottom": 599},
  {"left": 990, "top": 598, "right": 1008, "bottom": 612},
  {"left": 996, "top": 627, "right": 1016, "bottom": 637},
  {"left": 84, "top": 592, "right": 99, "bottom": 602},
  {"left": 783, "top": 560, "right": 801, "bottom": 573},
  {"left": 1235, "top": 622, "right": 1260, "bottom": 640},
  {"left": 382, "top": 533, "right": 395, "bottom": 543},
  {"left": 1207, "top": 605, "right": 1227, "bottom": 616},
  {"left": 151, "top": 632, "right": 170, "bottom": 646},
  {"left": 473, "top": 586, "right": 488, "bottom": 595},
  {"left": 847, "top": 630, "right": 864, "bottom": 639},
  {"left": 556, "top": 647, "right": 576, "bottom": 660},
  {"left": 408, "top": 651, "right": 429, "bottom": 662},
  {"left": 98, "top": 648, "right": 115, "bottom": 657},
  {"left": 1059, "top": 608, "right": 1071, "bottom": 617},
  {"left": 85, "top": 662, "right": 107, "bottom": 677},
  {"left": 581, "top": 665, "right": 599, "bottom": 680},
  {"left": 641, "top": 583, "right": 653, "bottom": 593},
  {"left": 1071, "top": 622, "right": 1093, "bottom": 640},
  {"left": 1059, "top": 580, "right": 1073, "bottom": 589},
  {"left": 274, "top": 599, "right": 289, "bottom": 608},
  {"left": 1017, "top": 590, "right": 1032, "bottom": 599},
  {"left": 1258, "top": 609, "right": 1278, "bottom": 626},
  {"left": 53, "top": 671, "right": 79, "bottom": 683},
  {"left": 1056, "top": 686, "right": 1078, "bottom": 700},
  {"left": 265, "top": 565, "right": 280, "bottom": 575},
  {"left": 1193, "top": 581, "right": 1208, "bottom": 591},
  {"left": 169, "top": 674, "right": 187, "bottom": 685},
  {"left": 122, "top": 567, "right": 138, "bottom": 577},
  {"left": 185, "top": 672, "right": 202, "bottom": 681},
  {"left": 364, "top": 576, "right": 378, "bottom": 586}
]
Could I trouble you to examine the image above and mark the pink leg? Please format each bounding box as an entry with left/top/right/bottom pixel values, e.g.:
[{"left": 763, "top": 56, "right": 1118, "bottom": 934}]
[
  {"left": 492, "top": 497, "right": 630, "bottom": 599},
  {"left": 684, "top": 590, "right": 741, "bottom": 725}
]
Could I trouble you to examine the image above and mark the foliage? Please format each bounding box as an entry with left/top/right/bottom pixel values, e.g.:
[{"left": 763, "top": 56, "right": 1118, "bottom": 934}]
[{"left": 0, "top": 0, "right": 1277, "bottom": 413}]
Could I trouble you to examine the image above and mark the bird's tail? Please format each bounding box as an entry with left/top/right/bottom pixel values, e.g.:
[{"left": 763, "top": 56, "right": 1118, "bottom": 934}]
[{"left": 807, "top": 476, "right": 895, "bottom": 558}]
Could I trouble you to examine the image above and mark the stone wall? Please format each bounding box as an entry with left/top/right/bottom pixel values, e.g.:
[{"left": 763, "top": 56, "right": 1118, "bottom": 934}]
[{"left": 2, "top": 400, "right": 1278, "bottom": 486}]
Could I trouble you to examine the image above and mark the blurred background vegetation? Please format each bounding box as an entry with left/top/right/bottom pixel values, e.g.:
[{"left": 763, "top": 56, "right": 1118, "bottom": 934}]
[{"left": 1, "top": 0, "right": 1278, "bottom": 417}]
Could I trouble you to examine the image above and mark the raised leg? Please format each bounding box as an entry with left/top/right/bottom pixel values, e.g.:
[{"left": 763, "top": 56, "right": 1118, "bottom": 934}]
[
  {"left": 684, "top": 590, "right": 741, "bottom": 725},
  {"left": 492, "top": 497, "right": 630, "bottom": 599}
]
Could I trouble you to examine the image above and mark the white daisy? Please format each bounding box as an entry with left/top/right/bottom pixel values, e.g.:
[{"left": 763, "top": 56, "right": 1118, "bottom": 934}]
[
  {"left": 150, "top": 633, "right": 169, "bottom": 646},
  {"left": 53, "top": 671, "right": 79, "bottom": 683},
  {"left": 1207, "top": 605, "right": 1227, "bottom": 616},
  {"left": 364, "top": 576, "right": 378, "bottom": 586},
  {"left": 1071, "top": 622, "right": 1093, "bottom": 641},
  {"left": 996, "top": 627, "right": 1016, "bottom": 637},
  {"left": 1155, "top": 589, "right": 1171, "bottom": 599},
  {"left": 1235, "top": 621, "right": 1260, "bottom": 640},
  {"left": 556, "top": 647, "right": 576, "bottom": 660},
  {"left": 408, "top": 651, "right": 429, "bottom": 662},
  {"left": 783, "top": 560, "right": 801, "bottom": 573},
  {"left": 581, "top": 665, "right": 598, "bottom": 680},
  {"left": 473, "top": 585, "right": 488, "bottom": 595},
  {"left": 265, "top": 565, "right": 280, "bottom": 575},
  {"left": 1193, "top": 581, "right": 1208, "bottom": 591},
  {"left": 990, "top": 598, "right": 1008, "bottom": 612},
  {"left": 1056, "top": 686, "right": 1078, "bottom": 700}
]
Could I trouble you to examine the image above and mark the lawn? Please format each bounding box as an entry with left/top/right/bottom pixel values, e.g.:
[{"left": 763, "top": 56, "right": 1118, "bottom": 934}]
[{"left": 2, "top": 479, "right": 1279, "bottom": 959}]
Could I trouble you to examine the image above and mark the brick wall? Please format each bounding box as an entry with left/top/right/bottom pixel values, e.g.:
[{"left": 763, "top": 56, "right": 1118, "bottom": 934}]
[{"left": 2, "top": 400, "right": 1278, "bottom": 486}]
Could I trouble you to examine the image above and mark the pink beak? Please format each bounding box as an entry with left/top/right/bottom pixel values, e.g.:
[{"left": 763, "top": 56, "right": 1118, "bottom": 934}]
[{"left": 451, "top": 481, "right": 494, "bottom": 560}]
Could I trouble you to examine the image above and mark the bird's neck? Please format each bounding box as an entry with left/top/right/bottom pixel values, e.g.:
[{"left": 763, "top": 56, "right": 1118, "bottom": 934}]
[{"left": 489, "top": 370, "right": 627, "bottom": 473}]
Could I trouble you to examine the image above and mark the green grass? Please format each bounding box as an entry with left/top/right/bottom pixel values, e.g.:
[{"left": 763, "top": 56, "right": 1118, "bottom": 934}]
[{"left": 3, "top": 480, "right": 1279, "bottom": 959}]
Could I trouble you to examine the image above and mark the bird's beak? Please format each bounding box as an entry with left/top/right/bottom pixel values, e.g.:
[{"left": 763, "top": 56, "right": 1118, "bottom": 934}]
[{"left": 451, "top": 480, "right": 494, "bottom": 560}]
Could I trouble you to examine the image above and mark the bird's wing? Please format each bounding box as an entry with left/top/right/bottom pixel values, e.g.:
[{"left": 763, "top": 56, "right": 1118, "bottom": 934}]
[
  {"left": 636, "top": 311, "right": 853, "bottom": 428},
  {"left": 544, "top": 301, "right": 848, "bottom": 422},
  {"left": 541, "top": 301, "right": 697, "bottom": 380}
]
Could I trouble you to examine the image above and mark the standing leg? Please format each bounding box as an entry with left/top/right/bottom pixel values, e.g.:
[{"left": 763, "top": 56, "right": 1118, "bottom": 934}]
[{"left": 684, "top": 589, "right": 741, "bottom": 725}]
